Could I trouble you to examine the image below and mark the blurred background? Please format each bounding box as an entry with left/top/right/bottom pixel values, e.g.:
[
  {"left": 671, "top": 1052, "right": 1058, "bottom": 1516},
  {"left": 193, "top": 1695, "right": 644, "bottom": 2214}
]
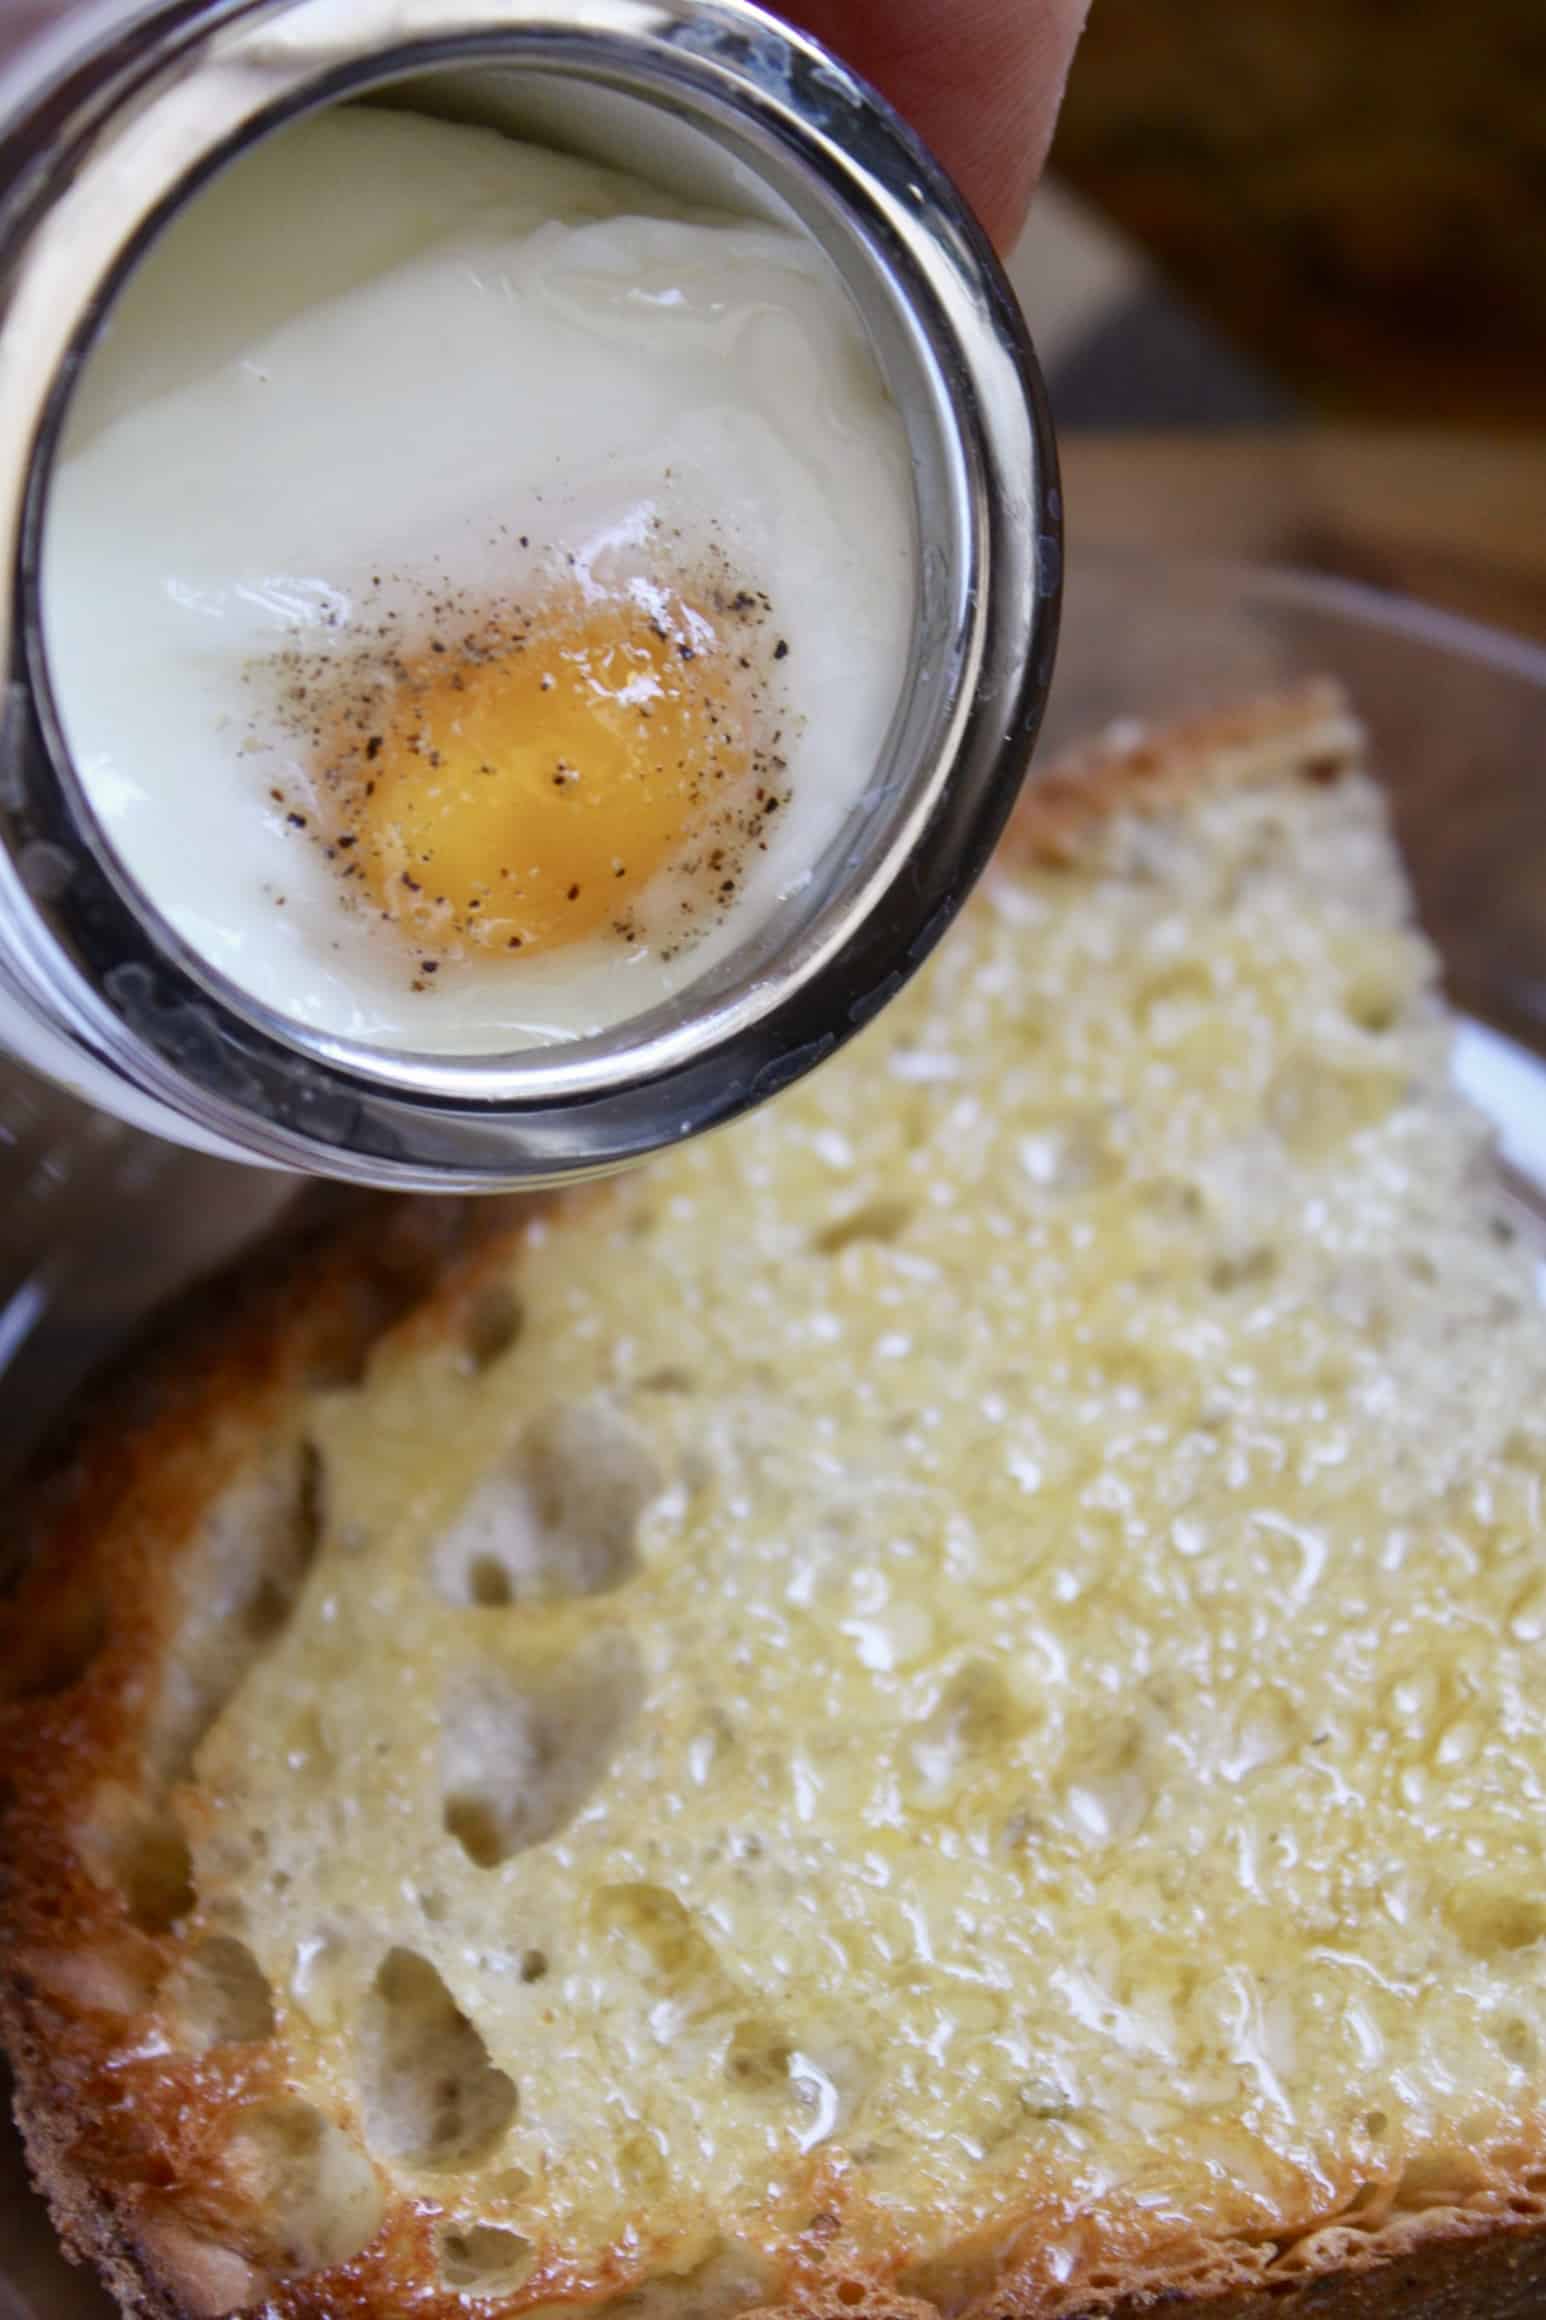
[{"left": 1009, "top": 0, "right": 1546, "bottom": 640}]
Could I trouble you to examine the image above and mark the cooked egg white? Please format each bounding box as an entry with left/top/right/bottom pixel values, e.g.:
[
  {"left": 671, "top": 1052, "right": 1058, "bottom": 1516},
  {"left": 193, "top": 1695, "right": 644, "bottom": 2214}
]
[{"left": 40, "top": 108, "right": 915, "bottom": 1053}]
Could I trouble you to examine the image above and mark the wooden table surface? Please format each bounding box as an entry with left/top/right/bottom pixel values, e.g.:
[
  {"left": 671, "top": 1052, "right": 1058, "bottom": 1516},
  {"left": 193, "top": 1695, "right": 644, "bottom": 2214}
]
[
  {"left": 1063, "top": 429, "right": 1546, "bottom": 645},
  {"left": 1053, "top": 0, "right": 1546, "bottom": 429}
]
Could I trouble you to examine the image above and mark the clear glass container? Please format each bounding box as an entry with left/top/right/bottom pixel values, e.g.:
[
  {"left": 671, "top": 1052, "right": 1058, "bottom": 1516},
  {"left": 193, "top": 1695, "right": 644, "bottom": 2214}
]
[{"left": 0, "top": 0, "right": 1060, "bottom": 1187}]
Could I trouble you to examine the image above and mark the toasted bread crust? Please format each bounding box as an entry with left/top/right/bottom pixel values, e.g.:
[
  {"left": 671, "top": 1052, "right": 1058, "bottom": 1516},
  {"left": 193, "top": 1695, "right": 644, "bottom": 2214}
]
[
  {"left": 1, "top": 1194, "right": 540, "bottom": 2320},
  {"left": 4, "top": 688, "right": 1544, "bottom": 2320},
  {"left": 1005, "top": 677, "right": 1363, "bottom": 868}
]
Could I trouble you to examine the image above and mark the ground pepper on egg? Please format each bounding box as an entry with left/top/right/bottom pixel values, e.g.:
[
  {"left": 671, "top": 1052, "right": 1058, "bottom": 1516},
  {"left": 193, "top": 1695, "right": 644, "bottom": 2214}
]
[{"left": 255, "top": 529, "right": 794, "bottom": 992}]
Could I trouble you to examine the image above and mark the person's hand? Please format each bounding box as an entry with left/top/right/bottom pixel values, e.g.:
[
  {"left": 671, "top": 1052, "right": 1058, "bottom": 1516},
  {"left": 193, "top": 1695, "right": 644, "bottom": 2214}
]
[{"left": 788, "top": 0, "right": 1090, "bottom": 250}]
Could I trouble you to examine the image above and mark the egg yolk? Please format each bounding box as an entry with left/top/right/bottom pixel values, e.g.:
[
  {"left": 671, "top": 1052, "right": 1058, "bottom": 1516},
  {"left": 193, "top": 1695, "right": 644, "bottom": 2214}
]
[{"left": 342, "top": 592, "right": 749, "bottom": 960}]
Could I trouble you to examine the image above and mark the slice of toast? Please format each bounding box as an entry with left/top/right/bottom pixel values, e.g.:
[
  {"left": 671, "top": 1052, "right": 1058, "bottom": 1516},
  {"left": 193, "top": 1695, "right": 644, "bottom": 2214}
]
[{"left": 5, "top": 684, "right": 1546, "bottom": 2320}]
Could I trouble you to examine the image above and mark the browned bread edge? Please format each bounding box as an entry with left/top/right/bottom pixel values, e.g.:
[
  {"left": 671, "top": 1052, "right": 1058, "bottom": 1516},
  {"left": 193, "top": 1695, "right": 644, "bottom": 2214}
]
[{"left": 4, "top": 685, "right": 1544, "bottom": 2320}]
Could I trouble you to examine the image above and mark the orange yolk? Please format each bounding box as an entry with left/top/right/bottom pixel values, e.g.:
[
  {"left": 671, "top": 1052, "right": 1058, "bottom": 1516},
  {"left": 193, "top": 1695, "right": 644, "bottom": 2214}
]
[{"left": 344, "top": 593, "right": 747, "bottom": 959}]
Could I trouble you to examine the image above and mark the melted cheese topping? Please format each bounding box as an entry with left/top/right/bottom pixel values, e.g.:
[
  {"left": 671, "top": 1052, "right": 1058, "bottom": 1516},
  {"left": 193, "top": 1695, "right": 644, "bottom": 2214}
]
[{"left": 189, "top": 768, "right": 1546, "bottom": 2293}]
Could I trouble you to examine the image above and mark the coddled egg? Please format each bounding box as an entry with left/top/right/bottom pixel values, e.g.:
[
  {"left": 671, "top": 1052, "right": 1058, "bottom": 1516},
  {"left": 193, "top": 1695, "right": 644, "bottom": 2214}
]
[{"left": 40, "top": 107, "right": 914, "bottom": 1052}]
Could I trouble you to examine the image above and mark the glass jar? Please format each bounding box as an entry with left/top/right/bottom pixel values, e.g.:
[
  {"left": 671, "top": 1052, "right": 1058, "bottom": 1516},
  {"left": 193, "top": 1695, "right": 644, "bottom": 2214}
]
[{"left": 0, "top": 0, "right": 1060, "bottom": 1187}]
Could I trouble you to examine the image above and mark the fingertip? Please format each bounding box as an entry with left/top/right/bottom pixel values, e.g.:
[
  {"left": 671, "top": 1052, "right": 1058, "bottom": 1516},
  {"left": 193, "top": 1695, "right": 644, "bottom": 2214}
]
[{"left": 789, "top": 0, "right": 1090, "bottom": 251}]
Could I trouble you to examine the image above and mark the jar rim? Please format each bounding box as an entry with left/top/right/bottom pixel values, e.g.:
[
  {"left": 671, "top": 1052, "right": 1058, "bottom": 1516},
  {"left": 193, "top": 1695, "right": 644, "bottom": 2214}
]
[{"left": 0, "top": 0, "right": 1059, "bottom": 1186}]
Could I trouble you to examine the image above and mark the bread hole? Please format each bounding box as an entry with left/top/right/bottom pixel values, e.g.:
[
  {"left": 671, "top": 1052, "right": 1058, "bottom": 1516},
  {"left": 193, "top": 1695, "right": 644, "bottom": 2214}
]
[
  {"left": 1395, "top": 2152, "right": 1491, "bottom": 2212},
  {"left": 1266, "top": 1055, "right": 1406, "bottom": 1155},
  {"left": 1342, "top": 957, "right": 1411, "bottom": 1034},
  {"left": 1442, "top": 1884, "right": 1546, "bottom": 1958},
  {"left": 812, "top": 1197, "right": 914, "bottom": 1256},
  {"left": 1137, "top": 961, "right": 1213, "bottom": 1036},
  {"left": 837, "top": 2283, "right": 867, "bottom": 2307},
  {"left": 305, "top": 1307, "right": 379, "bottom": 1392},
  {"left": 1318, "top": 2180, "right": 1374, "bottom": 2236},
  {"left": 222, "top": 2097, "right": 383, "bottom": 2274},
  {"left": 523, "top": 1403, "right": 660, "bottom": 1586},
  {"left": 910, "top": 1661, "right": 1024, "bottom": 1799},
  {"left": 1019, "top": 2075, "right": 1076, "bottom": 2122},
  {"left": 1137, "top": 1175, "right": 1205, "bottom": 1227},
  {"left": 163, "top": 1935, "right": 275, "bottom": 2050},
  {"left": 149, "top": 1439, "right": 324, "bottom": 1782},
  {"left": 1267, "top": 2228, "right": 1349, "bottom": 2279},
  {"left": 431, "top": 1398, "right": 661, "bottom": 1607},
  {"left": 4, "top": 1593, "right": 106, "bottom": 1701},
  {"left": 591, "top": 1882, "right": 733, "bottom": 2015},
  {"left": 459, "top": 1283, "right": 525, "bottom": 1374},
  {"left": 244, "top": 1577, "right": 294, "bottom": 1645},
  {"left": 594, "top": 1880, "right": 716, "bottom": 1974},
  {"left": 616, "top": 2126, "right": 669, "bottom": 2199},
  {"left": 358, "top": 1948, "right": 517, "bottom": 2168},
  {"left": 304, "top": 1231, "right": 450, "bottom": 1389},
  {"left": 297, "top": 1436, "right": 326, "bottom": 1544},
  {"left": 1207, "top": 1246, "right": 1278, "bottom": 1294},
  {"left": 113, "top": 1808, "right": 195, "bottom": 1933},
  {"left": 487, "top": 2164, "right": 534, "bottom": 2200},
  {"left": 1363, "top": 2110, "right": 1388, "bottom": 2138},
  {"left": 1346, "top": 991, "right": 1399, "bottom": 1035},
  {"left": 467, "top": 1555, "right": 514, "bottom": 1608},
  {"left": 437, "top": 2222, "right": 535, "bottom": 2297},
  {"left": 639, "top": 1365, "right": 695, "bottom": 1394},
  {"left": 520, "top": 1948, "right": 549, "bottom": 1983},
  {"left": 1302, "top": 751, "right": 1350, "bottom": 786},
  {"left": 444, "top": 1795, "right": 504, "bottom": 1869},
  {"left": 1058, "top": 1718, "right": 1155, "bottom": 1847},
  {"left": 794, "top": 2037, "right": 871, "bottom": 2144},
  {"left": 1496, "top": 2015, "right": 1537, "bottom": 2068},
  {"left": 440, "top": 1634, "right": 641, "bottom": 1865},
  {"left": 725, "top": 2015, "right": 794, "bottom": 2093},
  {"left": 1090, "top": 1341, "right": 1160, "bottom": 1403}
]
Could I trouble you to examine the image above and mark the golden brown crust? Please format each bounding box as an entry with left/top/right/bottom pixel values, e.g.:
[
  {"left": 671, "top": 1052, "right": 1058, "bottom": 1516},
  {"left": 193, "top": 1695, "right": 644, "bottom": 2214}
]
[
  {"left": 1, "top": 1192, "right": 542, "bottom": 2320},
  {"left": 3, "top": 684, "right": 1543, "bottom": 2320},
  {"left": 1006, "top": 676, "right": 1364, "bottom": 866}
]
